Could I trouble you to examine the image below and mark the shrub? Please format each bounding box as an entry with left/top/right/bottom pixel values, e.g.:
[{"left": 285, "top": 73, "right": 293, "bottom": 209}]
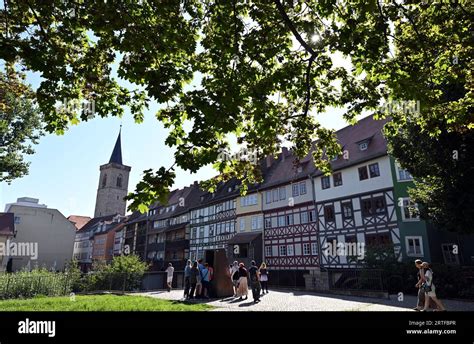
[
  {"left": 81, "top": 255, "right": 149, "bottom": 292},
  {"left": 0, "top": 268, "right": 72, "bottom": 299}
]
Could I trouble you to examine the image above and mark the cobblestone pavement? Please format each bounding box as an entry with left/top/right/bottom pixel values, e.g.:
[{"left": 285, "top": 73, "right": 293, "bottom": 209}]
[{"left": 136, "top": 289, "right": 474, "bottom": 311}]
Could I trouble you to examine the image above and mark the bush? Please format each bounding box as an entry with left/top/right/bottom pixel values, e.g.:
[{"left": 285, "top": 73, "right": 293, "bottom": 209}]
[
  {"left": 0, "top": 268, "right": 73, "bottom": 299},
  {"left": 80, "top": 255, "right": 149, "bottom": 292}
]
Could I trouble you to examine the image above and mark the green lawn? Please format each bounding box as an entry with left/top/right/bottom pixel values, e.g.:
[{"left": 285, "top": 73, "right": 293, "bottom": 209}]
[{"left": 0, "top": 294, "right": 213, "bottom": 311}]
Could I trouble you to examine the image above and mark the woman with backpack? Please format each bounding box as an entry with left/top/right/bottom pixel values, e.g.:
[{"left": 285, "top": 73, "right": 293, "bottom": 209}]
[{"left": 421, "top": 262, "right": 446, "bottom": 312}]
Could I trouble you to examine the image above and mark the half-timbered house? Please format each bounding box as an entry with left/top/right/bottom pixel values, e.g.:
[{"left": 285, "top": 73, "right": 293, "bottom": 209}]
[
  {"left": 261, "top": 148, "right": 319, "bottom": 285},
  {"left": 188, "top": 179, "right": 240, "bottom": 264},
  {"left": 313, "top": 116, "right": 401, "bottom": 270}
]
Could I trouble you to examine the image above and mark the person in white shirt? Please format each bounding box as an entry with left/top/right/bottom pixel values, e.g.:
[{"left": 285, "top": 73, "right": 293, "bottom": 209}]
[
  {"left": 166, "top": 263, "right": 175, "bottom": 292},
  {"left": 421, "top": 262, "right": 446, "bottom": 312}
]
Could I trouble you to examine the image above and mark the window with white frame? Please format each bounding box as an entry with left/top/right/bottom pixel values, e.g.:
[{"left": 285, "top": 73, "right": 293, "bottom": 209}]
[
  {"left": 251, "top": 216, "right": 262, "bottom": 230},
  {"left": 277, "top": 216, "right": 285, "bottom": 227},
  {"left": 300, "top": 182, "right": 307, "bottom": 195},
  {"left": 240, "top": 218, "right": 245, "bottom": 232},
  {"left": 333, "top": 172, "right": 343, "bottom": 187},
  {"left": 240, "top": 194, "right": 258, "bottom": 207},
  {"left": 369, "top": 163, "right": 380, "bottom": 178},
  {"left": 311, "top": 242, "right": 318, "bottom": 255},
  {"left": 300, "top": 211, "right": 308, "bottom": 224},
  {"left": 272, "top": 189, "right": 279, "bottom": 202},
  {"left": 303, "top": 243, "right": 311, "bottom": 255},
  {"left": 401, "top": 197, "right": 420, "bottom": 221},
  {"left": 265, "top": 218, "right": 272, "bottom": 228},
  {"left": 279, "top": 187, "right": 286, "bottom": 200},
  {"left": 265, "top": 191, "right": 271, "bottom": 204},
  {"left": 292, "top": 184, "right": 299, "bottom": 197},
  {"left": 342, "top": 202, "right": 353, "bottom": 219},
  {"left": 287, "top": 245, "right": 294, "bottom": 256},
  {"left": 441, "top": 243, "right": 460, "bottom": 264},
  {"left": 251, "top": 216, "right": 258, "bottom": 230},
  {"left": 279, "top": 245, "right": 287, "bottom": 256},
  {"left": 321, "top": 176, "right": 330, "bottom": 189},
  {"left": 397, "top": 165, "right": 413, "bottom": 181},
  {"left": 406, "top": 236, "right": 423, "bottom": 256},
  {"left": 265, "top": 245, "right": 272, "bottom": 257}
]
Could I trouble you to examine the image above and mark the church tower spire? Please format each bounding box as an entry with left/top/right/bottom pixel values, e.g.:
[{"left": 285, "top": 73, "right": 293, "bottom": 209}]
[
  {"left": 94, "top": 127, "right": 131, "bottom": 218},
  {"left": 109, "top": 126, "right": 123, "bottom": 165}
]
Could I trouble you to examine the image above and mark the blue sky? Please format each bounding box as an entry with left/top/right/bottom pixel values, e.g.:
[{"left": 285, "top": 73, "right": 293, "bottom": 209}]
[{"left": 0, "top": 65, "right": 358, "bottom": 218}]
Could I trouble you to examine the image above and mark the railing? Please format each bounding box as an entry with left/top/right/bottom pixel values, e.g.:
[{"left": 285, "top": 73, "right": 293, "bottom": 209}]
[
  {"left": 328, "top": 269, "right": 386, "bottom": 292},
  {"left": 266, "top": 270, "right": 307, "bottom": 289}
]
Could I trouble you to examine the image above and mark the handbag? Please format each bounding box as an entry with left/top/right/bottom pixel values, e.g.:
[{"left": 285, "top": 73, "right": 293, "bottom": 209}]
[{"left": 422, "top": 282, "right": 432, "bottom": 293}]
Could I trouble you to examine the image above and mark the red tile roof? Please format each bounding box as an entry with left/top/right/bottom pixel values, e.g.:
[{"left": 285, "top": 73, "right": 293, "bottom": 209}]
[{"left": 68, "top": 215, "right": 92, "bottom": 231}]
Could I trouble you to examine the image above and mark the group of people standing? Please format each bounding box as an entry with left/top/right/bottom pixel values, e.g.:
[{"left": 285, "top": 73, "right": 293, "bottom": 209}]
[
  {"left": 414, "top": 259, "right": 446, "bottom": 311},
  {"left": 229, "top": 261, "right": 269, "bottom": 303},
  {"left": 183, "top": 259, "right": 214, "bottom": 299}
]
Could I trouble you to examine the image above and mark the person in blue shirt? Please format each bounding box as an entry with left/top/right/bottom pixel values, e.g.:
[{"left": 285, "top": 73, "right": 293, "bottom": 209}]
[{"left": 200, "top": 263, "right": 210, "bottom": 299}]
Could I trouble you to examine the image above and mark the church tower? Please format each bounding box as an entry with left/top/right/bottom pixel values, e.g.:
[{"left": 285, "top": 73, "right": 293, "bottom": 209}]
[{"left": 94, "top": 129, "right": 131, "bottom": 217}]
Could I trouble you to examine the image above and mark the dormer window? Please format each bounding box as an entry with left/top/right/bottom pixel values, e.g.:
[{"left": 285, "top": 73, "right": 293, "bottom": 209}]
[
  {"left": 356, "top": 136, "right": 373, "bottom": 151},
  {"left": 228, "top": 187, "right": 232, "bottom": 192},
  {"left": 297, "top": 166, "right": 303, "bottom": 173}
]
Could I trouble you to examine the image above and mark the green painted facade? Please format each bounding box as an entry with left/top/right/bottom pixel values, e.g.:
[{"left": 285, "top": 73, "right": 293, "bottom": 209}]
[{"left": 389, "top": 157, "right": 431, "bottom": 262}]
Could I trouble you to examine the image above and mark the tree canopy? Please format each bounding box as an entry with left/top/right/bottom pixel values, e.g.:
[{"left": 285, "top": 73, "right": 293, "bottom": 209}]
[
  {"left": 0, "top": 69, "right": 43, "bottom": 182},
  {"left": 1, "top": 1, "right": 472, "bottom": 231}
]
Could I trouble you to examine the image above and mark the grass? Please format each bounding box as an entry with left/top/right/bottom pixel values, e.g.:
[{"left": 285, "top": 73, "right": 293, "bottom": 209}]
[{"left": 0, "top": 294, "right": 214, "bottom": 311}]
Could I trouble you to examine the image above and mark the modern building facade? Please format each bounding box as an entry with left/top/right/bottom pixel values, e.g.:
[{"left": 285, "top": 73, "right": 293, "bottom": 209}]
[{"left": 5, "top": 198, "right": 76, "bottom": 272}]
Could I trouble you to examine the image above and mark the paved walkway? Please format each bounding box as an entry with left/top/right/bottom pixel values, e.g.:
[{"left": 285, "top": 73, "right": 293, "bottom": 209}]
[{"left": 136, "top": 289, "right": 474, "bottom": 312}]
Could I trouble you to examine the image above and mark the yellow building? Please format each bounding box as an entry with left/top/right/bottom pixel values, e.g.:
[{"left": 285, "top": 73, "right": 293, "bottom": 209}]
[
  {"left": 228, "top": 192, "right": 264, "bottom": 266},
  {"left": 235, "top": 192, "right": 264, "bottom": 233}
]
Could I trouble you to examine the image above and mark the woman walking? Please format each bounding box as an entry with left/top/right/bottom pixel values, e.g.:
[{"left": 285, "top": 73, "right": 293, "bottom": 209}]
[
  {"left": 188, "top": 261, "right": 199, "bottom": 299},
  {"left": 236, "top": 262, "right": 249, "bottom": 301},
  {"left": 421, "top": 262, "right": 446, "bottom": 312},
  {"left": 230, "top": 261, "right": 240, "bottom": 297},
  {"left": 259, "top": 262, "right": 269, "bottom": 294}
]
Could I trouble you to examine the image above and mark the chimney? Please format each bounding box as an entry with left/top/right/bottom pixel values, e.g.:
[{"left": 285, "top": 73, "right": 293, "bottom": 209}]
[
  {"left": 265, "top": 155, "right": 274, "bottom": 168},
  {"left": 281, "top": 147, "right": 289, "bottom": 161}
]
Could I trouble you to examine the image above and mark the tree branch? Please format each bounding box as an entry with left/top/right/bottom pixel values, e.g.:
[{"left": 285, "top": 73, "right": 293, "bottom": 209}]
[{"left": 273, "top": 0, "right": 316, "bottom": 57}]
